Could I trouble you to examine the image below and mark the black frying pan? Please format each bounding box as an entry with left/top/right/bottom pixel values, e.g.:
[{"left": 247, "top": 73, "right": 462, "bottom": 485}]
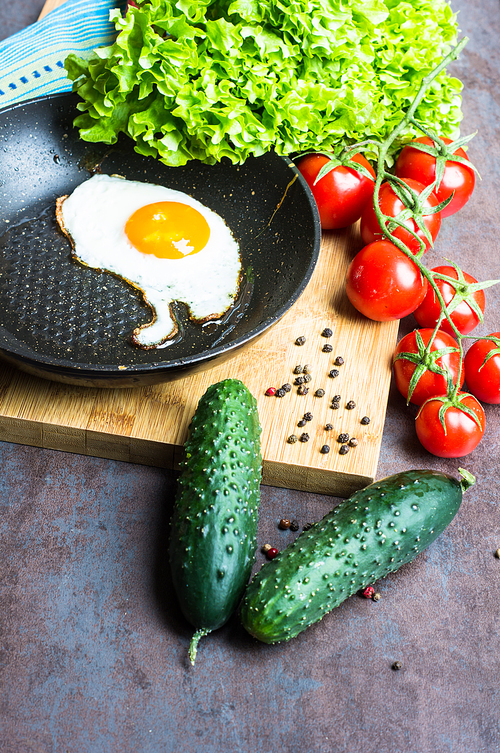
[{"left": 0, "top": 93, "right": 321, "bottom": 387}]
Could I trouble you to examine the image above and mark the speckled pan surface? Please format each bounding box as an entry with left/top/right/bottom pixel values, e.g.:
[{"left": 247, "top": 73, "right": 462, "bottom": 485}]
[{"left": 0, "top": 92, "right": 321, "bottom": 386}]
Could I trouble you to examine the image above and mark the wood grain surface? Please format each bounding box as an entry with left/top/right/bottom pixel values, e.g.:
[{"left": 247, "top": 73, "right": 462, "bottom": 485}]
[{"left": 0, "top": 0, "right": 399, "bottom": 497}]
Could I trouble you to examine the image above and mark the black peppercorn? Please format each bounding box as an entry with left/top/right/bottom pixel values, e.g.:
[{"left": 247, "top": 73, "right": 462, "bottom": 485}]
[
  {"left": 321, "top": 328, "right": 333, "bottom": 337},
  {"left": 320, "top": 444, "right": 330, "bottom": 454},
  {"left": 287, "top": 434, "right": 298, "bottom": 444},
  {"left": 339, "top": 444, "right": 349, "bottom": 455},
  {"left": 315, "top": 389, "right": 326, "bottom": 398},
  {"left": 337, "top": 433, "right": 349, "bottom": 443},
  {"left": 346, "top": 400, "right": 356, "bottom": 410},
  {"left": 282, "top": 383, "right": 292, "bottom": 393},
  {"left": 290, "top": 520, "right": 299, "bottom": 532},
  {"left": 275, "top": 388, "right": 286, "bottom": 397},
  {"left": 330, "top": 401, "right": 340, "bottom": 410},
  {"left": 332, "top": 395, "right": 341, "bottom": 402},
  {"left": 295, "top": 336, "right": 306, "bottom": 346},
  {"left": 297, "top": 385, "right": 309, "bottom": 395},
  {"left": 325, "top": 423, "right": 333, "bottom": 431},
  {"left": 299, "top": 432, "right": 310, "bottom": 442},
  {"left": 361, "top": 416, "right": 371, "bottom": 425},
  {"left": 392, "top": 661, "right": 403, "bottom": 671},
  {"left": 334, "top": 356, "right": 344, "bottom": 366},
  {"left": 293, "top": 365, "right": 303, "bottom": 374},
  {"left": 349, "top": 437, "right": 358, "bottom": 447},
  {"left": 303, "top": 374, "right": 312, "bottom": 383},
  {"left": 303, "top": 412, "right": 313, "bottom": 421},
  {"left": 322, "top": 344, "right": 333, "bottom": 353},
  {"left": 294, "top": 376, "right": 305, "bottom": 385},
  {"left": 303, "top": 522, "right": 314, "bottom": 531},
  {"left": 297, "top": 419, "right": 307, "bottom": 427},
  {"left": 303, "top": 364, "right": 312, "bottom": 374},
  {"left": 329, "top": 369, "right": 340, "bottom": 378}
]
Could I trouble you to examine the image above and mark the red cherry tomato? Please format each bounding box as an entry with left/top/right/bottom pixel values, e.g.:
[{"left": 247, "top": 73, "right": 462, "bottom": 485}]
[
  {"left": 360, "top": 178, "right": 441, "bottom": 254},
  {"left": 394, "top": 136, "right": 475, "bottom": 218},
  {"left": 464, "top": 333, "right": 500, "bottom": 404},
  {"left": 393, "top": 328, "right": 464, "bottom": 405},
  {"left": 415, "top": 392, "right": 485, "bottom": 457},
  {"left": 296, "top": 153, "right": 375, "bottom": 230},
  {"left": 413, "top": 265, "right": 485, "bottom": 336},
  {"left": 345, "top": 240, "right": 427, "bottom": 322}
]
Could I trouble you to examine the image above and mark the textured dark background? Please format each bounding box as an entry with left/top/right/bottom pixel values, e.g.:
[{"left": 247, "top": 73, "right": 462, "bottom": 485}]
[{"left": 1, "top": 2, "right": 500, "bottom": 752}]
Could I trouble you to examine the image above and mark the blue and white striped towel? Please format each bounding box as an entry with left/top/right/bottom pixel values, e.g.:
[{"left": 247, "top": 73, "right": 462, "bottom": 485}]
[{"left": 0, "top": 0, "right": 126, "bottom": 110}]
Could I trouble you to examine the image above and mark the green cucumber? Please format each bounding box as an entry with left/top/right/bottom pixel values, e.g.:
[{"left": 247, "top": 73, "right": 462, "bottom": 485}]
[
  {"left": 169, "top": 378, "right": 262, "bottom": 664},
  {"left": 240, "top": 468, "right": 474, "bottom": 644}
]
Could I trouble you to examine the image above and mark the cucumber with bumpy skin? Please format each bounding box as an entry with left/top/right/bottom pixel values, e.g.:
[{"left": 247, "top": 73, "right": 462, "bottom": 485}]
[
  {"left": 169, "top": 379, "right": 262, "bottom": 664},
  {"left": 240, "top": 468, "right": 474, "bottom": 644}
]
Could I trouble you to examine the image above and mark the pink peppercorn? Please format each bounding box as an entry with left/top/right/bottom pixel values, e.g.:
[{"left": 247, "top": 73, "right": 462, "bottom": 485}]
[
  {"left": 265, "top": 387, "right": 277, "bottom": 396},
  {"left": 362, "top": 586, "right": 375, "bottom": 599},
  {"left": 267, "top": 547, "right": 279, "bottom": 560}
]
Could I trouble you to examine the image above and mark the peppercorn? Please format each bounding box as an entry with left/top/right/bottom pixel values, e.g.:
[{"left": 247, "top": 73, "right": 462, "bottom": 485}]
[
  {"left": 329, "top": 369, "right": 340, "bottom": 378},
  {"left": 297, "top": 419, "right": 306, "bottom": 427},
  {"left": 303, "top": 522, "right": 314, "bottom": 531},
  {"left": 330, "top": 401, "right": 340, "bottom": 410},
  {"left": 303, "top": 374, "right": 312, "bottom": 383},
  {"left": 332, "top": 395, "right": 341, "bottom": 402},
  {"left": 321, "top": 328, "right": 333, "bottom": 337},
  {"left": 339, "top": 444, "right": 349, "bottom": 455},
  {"left": 346, "top": 400, "right": 356, "bottom": 410},
  {"left": 293, "top": 365, "right": 303, "bottom": 375},
  {"left": 266, "top": 547, "right": 279, "bottom": 560},
  {"left": 373, "top": 592, "right": 381, "bottom": 601},
  {"left": 297, "top": 385, "right": 309, "bottom": 395},
  {"left": 261, "top": 544, "right": 272, "bottom": 554},
  {"left": 322, "top": 344, "right": 333, "bottom": 353},
  {"left": 392, "top": 661, "right": 403, "bottom": 671},
  {"left": 320, "top": 444, "right": 330, "bottom": 454},
  {"left": 337, "top": 433, "right": 349, "bottom": 443},
  {"left": 495, "top": 549, "right": 500, "bottom": 559},
  {"left": 362, "top": 586, "right": 375, "bottom": 599},
  {"left": 279, "top": 518, "right": 291, "bottom": 530},
  {"left": 315, "top": 389, "right": 326, "bottom": 398},
  {"left": 281, "top": 383, "right": 292, "bottom": 393},
  {"left": 325, "top": 423, "right": 333, "bottom": 431},
  {"left": 349, "top": 437, "right": 359, "bottom": 447},
  {"left": 303, "top": 364, "right": 312, "bottom": 374},
  {"left": 361, "top": 416, "right": 371, "bottom": 425},
  {"left": 334, "top": 356, "right": 344, "bottom": 366},
  {"left": 299, "top": 432, "right": 310, "bottom": 442},
  {"left": 287, "top": 434, "right": 298, "bottom": 444},
  {"left": 303, "top": 412, "right": 313, "bottom": 421},
  {"left": 275, "top": 388, "right": 286, "bottom": 398},
  {"left": 295, "top": 336, "right": 306, "bottom": 346},
  {"left": 290, "top": 520, "right": 299, "bottom": 532},
  {"left": 294, "top": 375, "right": 305, "bottom": 385},
  {"left": 265, "top": 387, "right": 276, "bottom": 396}
]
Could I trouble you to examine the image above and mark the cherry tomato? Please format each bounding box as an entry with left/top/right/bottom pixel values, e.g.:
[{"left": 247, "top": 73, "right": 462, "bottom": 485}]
[
  {"left": 296, "top": 153, "right": 375, "bottom": 230},
  {"left": 393, "top": 328, "right": 464, "bottom": 405},
  {"left": 345, "top": 240, "right": 427, "bottom": 322},
  {"left": 413, "top": 265, "right": 485, "bottom": 336},
  {"left": 415, "top": 392, "right": 485, "bottom": 457},
  {"left": 360, "top": 178, "right": 441, "bottom": 254},
  {"left": 464, "top": 333, "right": 500, "bottom": 404},
  {"left": 394, "top": 136, "right": 475, "bottom": 218}
]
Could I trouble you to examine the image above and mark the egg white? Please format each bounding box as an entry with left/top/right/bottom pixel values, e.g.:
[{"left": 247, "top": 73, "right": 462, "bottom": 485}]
[{"left": 57, "top": 173, "right": 242, "bottom": 348}]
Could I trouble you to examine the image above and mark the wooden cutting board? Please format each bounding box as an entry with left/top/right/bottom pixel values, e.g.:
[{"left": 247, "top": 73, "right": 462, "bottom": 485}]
[{"left": 0, "top": 0, "right": 399, "bottom": 498}]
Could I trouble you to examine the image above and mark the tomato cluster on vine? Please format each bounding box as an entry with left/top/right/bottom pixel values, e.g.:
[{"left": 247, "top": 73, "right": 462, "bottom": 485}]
[{"left": 297, "top": 130, "right": 499, "bottom": 458}]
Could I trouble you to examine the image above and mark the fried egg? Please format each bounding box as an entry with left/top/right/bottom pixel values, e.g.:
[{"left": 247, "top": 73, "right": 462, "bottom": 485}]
[{"left": 56, "top": 173, "right": 242, "bottom": 348}]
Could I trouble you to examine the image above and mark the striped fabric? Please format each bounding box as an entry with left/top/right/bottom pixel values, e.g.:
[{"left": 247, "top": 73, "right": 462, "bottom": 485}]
[{"left": 0, "top": 0, "right": 126, "bottom": 110}]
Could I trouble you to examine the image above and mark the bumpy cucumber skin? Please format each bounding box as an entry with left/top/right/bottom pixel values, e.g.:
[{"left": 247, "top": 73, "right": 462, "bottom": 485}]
[
  {"left": 170, "top": 379, "right": 262, "bottom": 633},
  {"left": 240, "top": 469, "right": 463, "bottom": 644}
]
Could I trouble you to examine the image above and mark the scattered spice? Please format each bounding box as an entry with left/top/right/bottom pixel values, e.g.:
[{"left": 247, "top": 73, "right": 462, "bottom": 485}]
[
  {"left": 338, "top": 433, "right": 349, "bottom": 443},
  {"left": 303, "top": 373, "right": 312, "bottom": 383},
  {"left": 334, "top": 356, "right": 344, "bottom": 366},
  {"left": 279, "top": 518, "right": 291, "bottom": 530},
  {"left": 303, "top": 412, "right": 313, "bottom": 422},
  {"left": 346, "top": 400, "right": 356, "bottom": 410},
  {"left": 275, "top": 388, "right": 286, "bottom": 397},
  {"left": 315, "top": 388, "right": 326, "bottom": 398},
  {"left": 299, "top": 432, "right": 310, "bottom": 442},
  {"left": 321, "top": 328, "right": 333, "bottom": 338},
  {"left": 265, "top": 387, "right": 276, "bottom": 396},
  {"left": 295, "top": 336, "right": 306, "bottom": 346},
  {"left": 294, "top": 375, "right": 306, "bottom": 385},
  {"left": 287, "top": 434, "right": 298, "bottom": 444},
  {"left": 282, "top": 383, "right": 292, "bottom": 393},
  {"left": 329, "top": 369, "right": 340, "bottom": 378},
  {"left": 339, "top": 444, "right": 349, "bottom": 455},
  {"left": 392, "top": 661, "right": 403, "bottom": 671},
  {"left": 303, "top": 364, "right": 313, "bottom": 374},
  {"left": 290, "top": 520, "right": 300, "bottom": 532},
  {"left": 325, "top": 423, "right": 333, "bottom": 431},
  {"left": 266, "top": 547, "right": 279, "bottom": 560},
  {"left": 320, "top": 445, "right": 330, "bottom": 454},
  {"left": 322, "top": 344, "right": 333, "bottom": 353},
  {"left": 297, "top": 419, "right": 307, "bottom": 427},
  {"left": 332, "top": 395, "right": 341, "bottom": 402},
  {"left": 297, "top": 385, "right": 309, "bottom": 395},
  {"left": 349, "top": 437, "right": 359, "bottom": 447},
  {"left": 362, "top": 586, "right": 375, "bottom": 599},
  {"left": 361, "top": 416, "right": 371, "bottom": 425},
  {"left": 293, "top": 365, "right": 303, "bottom": 375},
  {"left": 373, "top": 592, "right": 381, "bottom": 601},
  {"left": 303, "top": 522, "right": 314, "bottom": 531},
  {"left": 330, "top": 401, "right": 340, "bottom": 410}
]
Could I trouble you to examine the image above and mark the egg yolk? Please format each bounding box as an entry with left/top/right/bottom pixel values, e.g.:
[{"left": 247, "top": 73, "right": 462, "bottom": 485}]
[{"left": 125, "top": 201, "right": 211, "bottom": 259}]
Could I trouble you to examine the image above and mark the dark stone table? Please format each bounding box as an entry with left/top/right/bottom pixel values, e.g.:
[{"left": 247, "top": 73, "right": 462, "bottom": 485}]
[{"left": 1, "top": 2, "right": 499, "bottom": 752}]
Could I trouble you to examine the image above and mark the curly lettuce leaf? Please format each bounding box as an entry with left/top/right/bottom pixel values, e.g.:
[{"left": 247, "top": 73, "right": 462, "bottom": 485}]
[{"left": 65, "top": 0, "right": 463, "bottom": 166}]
